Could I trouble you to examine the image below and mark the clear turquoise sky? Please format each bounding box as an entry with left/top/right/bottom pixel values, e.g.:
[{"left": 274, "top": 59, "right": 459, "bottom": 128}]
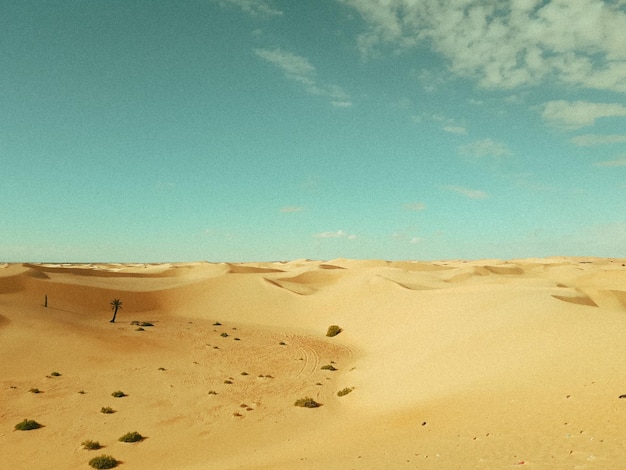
[{"left": 2, "top": 0, "right": 625, "bottom": 262}]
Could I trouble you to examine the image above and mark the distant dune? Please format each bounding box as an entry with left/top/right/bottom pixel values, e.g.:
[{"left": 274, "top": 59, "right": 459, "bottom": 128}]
[{"left": 2, "top": 257, "right": 626, "bottom": 469}]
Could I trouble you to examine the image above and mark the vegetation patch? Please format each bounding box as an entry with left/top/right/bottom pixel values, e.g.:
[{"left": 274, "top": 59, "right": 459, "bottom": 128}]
[
  {"left": 14, "top": 419, "right": 42, "bottom": 431},
  {"left": 321, "top": 364, "right": 338, "bottom": 371},
  {"left": 118, "top": 431, "right": 143, "bottom": 443},
  {"left": 220, "top": 332, "right": 229, "bottom": 338},
  {"left": 326, "top": 325, "right": 342, "bottom": 337},
  {"left": 294, "top": 397, "right": 322, "bottom": 408},
  {"left": 29, "top": 388, "right": 42, "bottom": 394},
  {"left": 50, "top": 371, "right": 61, "bottom": 377},
  {"left": 88, "top": 455, "right": 118, "bottom": 469},
  {"left": 100, "top": 407, "right": 115, "bottom": 414},
  {"left": 82, "top": 440, "right": 102, "bottom": 450},
  {"left": 213, "top": 321, "right": 222, "bottom": 326},
  {"left": 111, "top": 391, "right": 126, "bottom": 398},
  {"left": 337, "top": 387, "right": 354, "bottom": 397}
]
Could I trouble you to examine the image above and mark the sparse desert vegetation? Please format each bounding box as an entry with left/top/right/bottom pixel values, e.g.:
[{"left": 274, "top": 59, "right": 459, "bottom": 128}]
[
  {"left": 118, "top": 431, "right": 144, "bottom": 443},
  {"left": 337, "top": 387, "right": 354, "bottom": 397},
  {"left": 81, "top": 440, "right": 102, "bottom": 450},
  {"left": 14, "top": 419, "right": 42, "bottom": 431},
  {"left": 100, "top": 406, "right": 115, "bottom": 414},
  {"left": 294, "top": 397, "right": 322, "bottom": 408},
  {"left": 88, "top": 454, "right": 118, "bottom": 469},
  {"left": 111, "top": 390, "right": 126, "bottom": 398},
  {"left": 326, "top": 325, "right": 342, "bottom": 337},
  {"left": 321, "top": 364, "right": 338, "bottom": 371}
]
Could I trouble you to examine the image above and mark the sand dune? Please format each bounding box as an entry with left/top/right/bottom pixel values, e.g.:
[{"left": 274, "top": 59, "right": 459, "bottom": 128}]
[{"left": 2, "top": 257, "right": 626, "bottom": 469}]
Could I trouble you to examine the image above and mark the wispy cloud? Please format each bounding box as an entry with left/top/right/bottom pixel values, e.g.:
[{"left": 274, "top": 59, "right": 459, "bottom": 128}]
[
  {"left": 402, "top": 202, "right": 426, "bottom": 211},
  {"left": 443, "top": 185, "right": 488, "bottom": 199},
  {"left": 443, "top": 125, "right": 468, "bottom": 135},
  {"left": 219, "top": 0, "right": 282, "bottom": 17},
  {"left": 254, "top": 47, "right": 352, "bottom": 107},
  {"left": 542, "top": 100, "right": 626, "bottom": 130},
  {"left": 280, "top": 206, "right": 304, "bottom": 213},
  {"left": 572, "top": 134, "right": 626, "bottom": 146},
  {"left": 458, "top": 139, "right": 511, "bottom": 158},
  {"left": 595, "top": 157, "right": 626, "bottom": 167},
  {"left": 313, "top": 230, "right": 357, "bottom": 239},
  {"left": 341, "top": 0, "right": 626, "bottom": 93}
]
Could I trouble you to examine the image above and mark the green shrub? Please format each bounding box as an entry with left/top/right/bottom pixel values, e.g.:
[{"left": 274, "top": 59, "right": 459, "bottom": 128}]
[
  {"left": 220, "top": 332, "right": 229, "bottom": 338},
  {"left": 29, "top": 388, "right": 42, "bottom": 394},
  {"left": 88, "top": 455, "right": 118, "bottom": 469},
  {"left": 82, "top": 440, "right": 101, "bottom": 450},
  {"left": 50, "top": 371, "right": 61, "bottom": 377},
  {"left": 100, "top": 407, "right": 115, "bottom": 414},
  {"left": 294, "top": 397, "right": 321, "bottom": 408},
  {"left": 321, "top": 364, "right": 338, "bottom": 371},
  {"left": 14, "top": 419, "right": 42, "bottom": 431},
  {"left": 337, "top": 387, "right": 354, "bottom": 397},
  {"left": 326, "top": 325, "right": 342, "bottom": 337},
  {"left": 111, "top": 391, "right": 126, "bottom": 398},
  {"left": 118, "top": 431, "right": 143, "bottom": 443}
]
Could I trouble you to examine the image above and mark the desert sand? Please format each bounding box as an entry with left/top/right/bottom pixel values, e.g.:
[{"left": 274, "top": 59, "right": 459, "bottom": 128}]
[{"left": 2, "top": 257, "right": 626, "bottom": 469}]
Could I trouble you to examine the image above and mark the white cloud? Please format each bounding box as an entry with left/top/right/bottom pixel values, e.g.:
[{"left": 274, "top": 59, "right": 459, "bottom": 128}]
[
  {"left": 571, "top": 134, "right": 626, "bottom": 146},
  {"left": 443, "top": 185, "right": 489, "bottom": 199},
  {"left": 219, "top": 0, "right": 282, "bottom": 16},
  {"left": 280, "top": 206, "right": 304, "bottom": 213},
  {"left": 458, "top": 138, "right": 512, "bottom": 158},
  {"left": 542, "top": 100, "right": 626, "bottom": 129},
  {"left": 313, "top": 230, "right": 357, "bottom": 239},
  {"left": 443, "top": 125, "right": 468, "bottom": 135},
  {"left": 402, "top": 202, "right": 426, "bottom": 211},
  {"left": 255, "top": 47, "right": 352, "bottom": 106},
  {"left": 595, "top": 157, "right": 626, "bottom": 167},
  {"left": 340, "top": 0, "right": 626, "bottom": 93}
]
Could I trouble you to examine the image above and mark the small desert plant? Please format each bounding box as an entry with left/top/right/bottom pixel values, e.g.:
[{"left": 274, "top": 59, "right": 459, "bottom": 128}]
[
  {"left": 321, "top": 364, "right": 338, "bottom": 371},
  {"left": 213, "top": 321, "right": 222, "bottom": 326},
  {"left": 337, "top": 387, "right": 354, "bottom": 397},
  {"left": 224, "top": 379, "right": 233, "bottom": 384},
  {"left": 294, "top": 397, "right": 321, "bottom": 408},
  {"left": 88, "top": 455, "right": 118, "bottom": 469},
  {"left": 29, "top": 388, "right": 42, "bottom": 394},
  {"left": 78, "top": 390, "right": 86, "bottom": 394},
  {"left": 135, "top": 327, "right": 145, "bottom": 331},
  {"left": 220, "top": 332, "right": 229, "bottom": 338},
  {"left": 82, "top": 440, "right": 102, "bottom": 450},
  {"left": 241, "top": 371, "right": 249, "bottom": 376},
  {"left": 118, "top": 431, "right": 143, "bottom": 442},
  {"left": 208, "top": 390, "right": 218, "bottom": 395},
  {"left": 111, "top": 390, "right": 126, "bottom": 398},
  {"left": 100, "top": 407, "right": 115, "bottom": 414},
  {"left": 234, "top": 337, "right": 240, "bottom": 341},
  {"left": 326, "top": 325, "right": 342, "bottom": 337},
  {"left": 158, "top": 367, "right": 166, "bottom": 371},
  {"left": 50, "top": 371, "right": 61, "bottom": 377},
  {"left": 14, "top": 419, "right": 42, "bottom": 430}
]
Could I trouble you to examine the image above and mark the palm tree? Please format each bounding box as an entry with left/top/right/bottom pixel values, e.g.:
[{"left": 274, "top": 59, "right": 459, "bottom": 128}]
[{"left": 109, "top": 298, "right": 123, "bottom": 323}]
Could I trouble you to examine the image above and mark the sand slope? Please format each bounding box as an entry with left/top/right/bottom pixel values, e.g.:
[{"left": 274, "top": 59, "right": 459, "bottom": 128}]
[{"left": 2, "top": 258, "right": 626, "bottom": 469}]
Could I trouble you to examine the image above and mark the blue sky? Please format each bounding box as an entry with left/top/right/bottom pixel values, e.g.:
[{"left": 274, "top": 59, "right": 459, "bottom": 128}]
[{"left": 1, "top": 0, "right": 625, "bottom": 262}]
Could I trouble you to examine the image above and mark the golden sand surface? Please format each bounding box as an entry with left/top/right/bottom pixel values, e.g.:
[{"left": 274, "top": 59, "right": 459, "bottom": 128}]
[{"left": 2, "top": 258, "right": 626, "bottom": 469}]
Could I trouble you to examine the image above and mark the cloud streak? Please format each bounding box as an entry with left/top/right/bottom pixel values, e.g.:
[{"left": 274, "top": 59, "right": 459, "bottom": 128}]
[
  {"left": 542, "top": 100, "right": 626, "bottom": 130},
  {"left": 219, "top": 0, "right": 282, "bottom": 17},
  {"left": 443, "top": 185, "right": 488, "bottom": 199},
  {"left": 341, "top": 0, "right": 626, "bottom": 93},
  {"left": 458, "top": 139, "right": 512, "bottom": 158},
  {"left": 572, "top": 134, "right": 626, "bottom": 146},
  {"left": 255, "top": 47, "right": 352, "bottom": 107},
  {"left": 313, "top": 230, "right": 357, "bottom": 239}
]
